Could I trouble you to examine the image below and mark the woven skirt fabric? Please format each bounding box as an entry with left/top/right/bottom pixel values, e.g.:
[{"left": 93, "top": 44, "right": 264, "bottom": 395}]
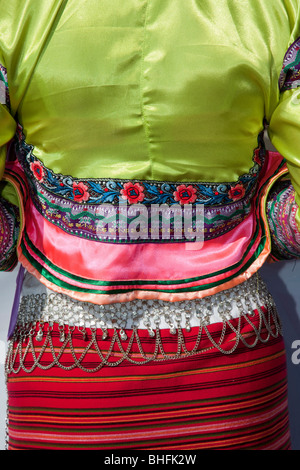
[{"left": 6, "top": 310, "right": 291, "bottom": 450}]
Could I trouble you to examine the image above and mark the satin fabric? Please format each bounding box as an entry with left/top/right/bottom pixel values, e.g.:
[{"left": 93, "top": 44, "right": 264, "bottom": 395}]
[
  {"left": 16, "top": 153, "right": 286, "bottom": 305},
  {"left": 0, "top": 0, "right": 298, "bottom": 185},
  {"left": 0, "top": 0, "right": 300, "bottom": 308}
]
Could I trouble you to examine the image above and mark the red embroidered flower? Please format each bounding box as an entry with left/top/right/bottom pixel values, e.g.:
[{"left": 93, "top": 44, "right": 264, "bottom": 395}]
[
  {"left": 73, "top": 181, "right": 90, "bottom": 202},
  {"left": 120, "top": 182, "right": 145, "bottom": 204},
  {"left": 173, "top": 184, "right": 197, "bottom": 205},
  {"left": 228, "top": 183, "right": 245, "bottom": 201},
  {"left": 30, "top": 161, "right": 45, "bottom": 182}
]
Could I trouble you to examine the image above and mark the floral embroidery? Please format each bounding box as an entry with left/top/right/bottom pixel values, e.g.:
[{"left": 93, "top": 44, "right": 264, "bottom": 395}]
[
  {"left": 120, "top": 182, "right": 145, "bottom": 204},
  {"left": 30, "top": 161, "right": 45, "bottom": 182},
  {"left": 73, "top": 181, "right": 90, "bottom": 202},
  {"left": 0, "top": 198, "right": 20, "bottom": 271},
  {"left": 31, "top": 180, "right": 252, "bottom": 243},
  {"left": 22, "top": 151, "right": 261, "bottom": 207},
  {"left": 279, "top": 37, "right": 300, "bottom": 92},
  {"left": 14, "top": 119, "right": 262, "bottom": 209},
  {"left": 228, "top": 183, "right": 246, "bottom": 201},
  {"left": 174, "top": 184, "right": 197, "bottom": 205},
  {"left": 14, "top": 123, "right": 263, "bottom": 243},
  {"left": 267, "top": 181, "right": 300, "bottom": 260}
]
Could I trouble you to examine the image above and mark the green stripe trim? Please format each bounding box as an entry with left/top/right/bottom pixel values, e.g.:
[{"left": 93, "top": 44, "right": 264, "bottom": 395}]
[{"left": 20, "top": 230, "right": 264, "bottom": 294}]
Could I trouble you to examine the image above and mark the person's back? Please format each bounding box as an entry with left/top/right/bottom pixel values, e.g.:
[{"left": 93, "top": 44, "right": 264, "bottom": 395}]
[
  {"left": 1, "top": 0, "right": 299, "bottom": 450},
  {"left": 1, "top": 0, "right": 299, "bottom": 302}
]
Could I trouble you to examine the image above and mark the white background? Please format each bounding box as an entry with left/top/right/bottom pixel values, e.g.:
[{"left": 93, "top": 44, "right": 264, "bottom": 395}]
[{"left": 0, "top": 262, "right": 300, "bottom": 450}]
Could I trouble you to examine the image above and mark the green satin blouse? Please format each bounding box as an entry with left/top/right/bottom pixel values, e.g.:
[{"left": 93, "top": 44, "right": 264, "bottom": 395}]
[{"left": 1, "top": 0, "right": 300, "bottom": 222}]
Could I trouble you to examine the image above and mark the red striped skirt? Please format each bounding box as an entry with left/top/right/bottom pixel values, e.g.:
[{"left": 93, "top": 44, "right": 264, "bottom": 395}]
[{"left": 6, "top": 309, "right": 291, "bottom": 450}]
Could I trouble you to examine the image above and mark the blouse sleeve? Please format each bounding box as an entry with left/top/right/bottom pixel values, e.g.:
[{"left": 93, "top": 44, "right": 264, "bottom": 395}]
[
  {"left": 0, "top": 0, "right": 92, "bottom": 272},
  {"left": 268, "top": 36, "right": 300, "bottom": 260},
  {"left": 269, "top": 37, "right": 300, "bottom": 230},
  {"left": 266, "top": 179, "right": 300, "bottom": 260},
  {"left": 0, "top": 64, "right": 20, "bottom": 271}
]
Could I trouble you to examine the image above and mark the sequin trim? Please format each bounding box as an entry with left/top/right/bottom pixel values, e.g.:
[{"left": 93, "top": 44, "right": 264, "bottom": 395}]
[
  {"left": 17, "top": 123, "right": 261, "bottom": 207},
  {"left": 0, "top": 198, "right": 20, "bottom": 271},
  {"left": 279, "top": 37, "right": 300, "bottom": 91}
]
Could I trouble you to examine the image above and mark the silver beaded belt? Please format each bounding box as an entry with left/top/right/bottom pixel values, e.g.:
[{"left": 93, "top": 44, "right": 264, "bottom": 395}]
[
  {"left": 6, "top": 272, "right": 282, "bottom": 373},
  {"left": 16, "top": 272, "right": 274, "bottom": 340}
]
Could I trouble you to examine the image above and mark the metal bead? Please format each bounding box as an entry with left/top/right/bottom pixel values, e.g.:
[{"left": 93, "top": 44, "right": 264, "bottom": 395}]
[
  {"left": 35, "top": 330, "right": 43, "bottom": 342},
  {"left": 102, "top": 329, "right": 108, "bottom": 340},
  {"left": 120, "top": 329, "right": 127, "bottom": 341}
]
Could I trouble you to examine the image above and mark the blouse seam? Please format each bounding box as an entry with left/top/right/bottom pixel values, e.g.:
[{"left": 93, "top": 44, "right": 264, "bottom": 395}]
[{"left": 139, "top": 0, "right": 154, "bottom": 179}]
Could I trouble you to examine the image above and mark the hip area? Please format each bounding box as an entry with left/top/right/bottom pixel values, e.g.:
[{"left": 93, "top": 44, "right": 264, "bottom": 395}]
[{"left": 5, "top": 272, "right": 284, "bottom": 373}]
